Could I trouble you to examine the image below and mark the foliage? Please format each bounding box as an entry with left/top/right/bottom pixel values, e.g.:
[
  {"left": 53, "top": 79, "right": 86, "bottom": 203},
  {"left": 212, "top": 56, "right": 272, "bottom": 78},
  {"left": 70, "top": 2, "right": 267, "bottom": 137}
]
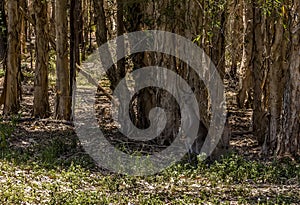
[
  {"left": 259, "top": 0, "right": 289, "bottom": 19},
  {"left": 0, "top": 115, "right": 18, "bottom": 148}
]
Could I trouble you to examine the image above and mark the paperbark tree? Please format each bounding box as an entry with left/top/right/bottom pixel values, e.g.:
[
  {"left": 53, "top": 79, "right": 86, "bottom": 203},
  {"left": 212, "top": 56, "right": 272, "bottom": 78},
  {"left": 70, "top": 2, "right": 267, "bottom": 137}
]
[
  {"left": 93, "top": 0, "right": 119, "bottom": 90},
  {"left": 33, "top": 0, "right": 50, "bottom": 118},
  {"left": 19, "top": 0, "right": 27, "bottom": 55},
  {"left": 122, "top": 0, "right": 230, "bottom": 158},
  {"left": 3, "top": 0, "right": 22, "bottom": 115},
  {"left": 70, "top": 0, "right": 82, "bottom": 119},
  {"left": 55, "top": 0, "right": 71, "bottom": 120},
  {"left": 275, "top": 2, "right": 300, "bottom": 157},
  {"left": 262, "top": 15, "right": 289, "bottom": 154},
  {"left": 238, "top": 0, "right": 253, "bottom": 108},
  {"left": 0, "top": 0, "right": 7, "bottom": 62},
  {"left": 116, "top": 0, "right": 125, "bottom": 79},
  {"left": 252, "top": 0, "right": 269, "bottom": 145}
]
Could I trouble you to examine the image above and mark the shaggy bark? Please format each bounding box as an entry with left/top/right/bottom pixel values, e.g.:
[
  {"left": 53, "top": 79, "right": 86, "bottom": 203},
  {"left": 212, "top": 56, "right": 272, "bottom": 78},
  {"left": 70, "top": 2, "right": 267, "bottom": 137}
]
[
  {"left": 276, "top": 2, "right": 300, "bottom": 157},
  {"left": 55, "top": 0, "right": 71, "bottom": 120},
  {"left": 33, "top": 0, "right": 50, "bottom": 118},
  {"left": 3, "top": 0, "right": 22, "bottom": 115}
]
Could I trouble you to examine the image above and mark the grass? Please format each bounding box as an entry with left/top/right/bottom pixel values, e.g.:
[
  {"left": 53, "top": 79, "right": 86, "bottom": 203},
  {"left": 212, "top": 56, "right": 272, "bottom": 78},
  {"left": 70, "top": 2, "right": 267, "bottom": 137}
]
[
  {"left": 0, "top": 115, "right": 19, "bottom": 148},
  {"left": 0, "top": 123, "right": 299, "bottom": 204}
]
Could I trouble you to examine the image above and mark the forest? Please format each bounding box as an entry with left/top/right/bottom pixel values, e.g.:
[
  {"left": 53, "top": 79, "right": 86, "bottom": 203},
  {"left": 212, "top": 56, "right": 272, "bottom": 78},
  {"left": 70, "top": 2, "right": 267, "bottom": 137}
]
[{"left": 0, "top": 0, "right": 299, "bottom": 204}]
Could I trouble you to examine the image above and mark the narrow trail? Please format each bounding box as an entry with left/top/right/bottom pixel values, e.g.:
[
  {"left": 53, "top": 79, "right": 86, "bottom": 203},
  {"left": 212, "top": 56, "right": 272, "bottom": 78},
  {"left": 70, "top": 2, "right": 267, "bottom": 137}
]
[
  {"left": 0, "top": 72, "right": 261, "bottom": 160},
  {"left": 224, "top": 76, "right": 261, "bottom": 161}
]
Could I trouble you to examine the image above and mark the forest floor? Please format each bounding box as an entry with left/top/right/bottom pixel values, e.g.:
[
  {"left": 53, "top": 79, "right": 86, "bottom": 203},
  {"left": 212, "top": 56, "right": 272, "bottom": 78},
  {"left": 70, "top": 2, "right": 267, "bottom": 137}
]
[{"left": 0, "top": 68, "right": 299, "bottom": 204}]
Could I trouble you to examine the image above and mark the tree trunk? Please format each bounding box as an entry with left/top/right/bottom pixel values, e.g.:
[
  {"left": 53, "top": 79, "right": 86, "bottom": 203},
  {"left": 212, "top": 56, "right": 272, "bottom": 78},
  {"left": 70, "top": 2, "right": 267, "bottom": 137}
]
[
  {"left": 117, "top": 0, "right": 125, "bottom": 79},
  {"left": 238, "top": 0, "right": 253, "bottom": 108},
  {"left": 49, "top": 0, "right": 56, "bottom": 39},
  {"left": 122, "top": 0, "right": 231, "bottom": 158},
  {"left": 276, "top": 2, "right": 300, "bottom": 157},
  {"left": 227, "top": 0, "right": 240, "bottom": 79},
  {"left": 70, "top": 0, "right": 81, "bottom": 119},
  {"left": 200, "top": 0, "right": 230, "bottom": 158},
  {"left": 81, "top": 0, "right": 89, "bottom": 61},
  {"left": 262, "top": 16, "right": 288, "bottom": 154},
  {"left": 33, "top": 0, "right": 50, "bottom": 118},
  {"left": 93, "top": 0, "right": 119, "bottom": 90},
  {"left": 210, "top": 3, "right": 227, "bottom": 80},
  {"left": 0, "top": 0, "right": 6, "bottom": 105},
  {"left": 123, "top": 1, "right": 145, "bottom": 128},
  {"left": 0, "top": 0, "right": 7, "bottom": 62},
  {"left": 252, "top": 1, "right": 269, "bottom": 145},
  {"left": 3, "top": 0, "right": 21, "bottom": 115},
  {"left": 19, "top": 0, "right": 27, "bottom": 55},
  {"left": 55, "top": 0, "right": 71, "bottom": 120}
]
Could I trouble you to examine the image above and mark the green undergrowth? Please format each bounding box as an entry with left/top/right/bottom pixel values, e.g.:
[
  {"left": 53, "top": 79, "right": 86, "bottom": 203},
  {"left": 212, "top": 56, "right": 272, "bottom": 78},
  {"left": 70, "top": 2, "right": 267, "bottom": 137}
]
[
  {"left": 0, "top": 123, "right": 299, "bottom": 204},
  {"left": 0, "top": 115, "right": 18, "bottom": 148}
]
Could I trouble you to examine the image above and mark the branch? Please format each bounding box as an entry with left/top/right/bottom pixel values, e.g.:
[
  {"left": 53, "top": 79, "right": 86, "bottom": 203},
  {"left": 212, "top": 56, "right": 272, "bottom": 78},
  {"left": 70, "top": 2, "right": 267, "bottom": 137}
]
[{"left": 75, "top": 64, "right": 113, "bottom": 100}]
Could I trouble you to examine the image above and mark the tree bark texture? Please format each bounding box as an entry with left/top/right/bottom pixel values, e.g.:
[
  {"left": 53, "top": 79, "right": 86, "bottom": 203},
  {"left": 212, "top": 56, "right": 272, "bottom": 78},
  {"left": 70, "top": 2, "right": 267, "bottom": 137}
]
[
  {"left": 252, "top": 1, "right": 269, "bottom": 145},
  {"left": 55, "top": 0, "right": 71, "bottom": 120},
  {"left": 3, "top": 0, "right": 21, "bottom": 115},
  {"left": 33, "top": 0, "right": 50, "bottom": 118},
  {"left": 276, "top": 2, "right": 300, "bottom": 157}
]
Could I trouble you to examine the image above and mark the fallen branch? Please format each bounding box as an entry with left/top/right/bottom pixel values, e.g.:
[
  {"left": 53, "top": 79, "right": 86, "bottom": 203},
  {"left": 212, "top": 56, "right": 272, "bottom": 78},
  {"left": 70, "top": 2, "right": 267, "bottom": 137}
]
[{"left": 76, "top": 64, "right": 113, "bottom": 100}]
